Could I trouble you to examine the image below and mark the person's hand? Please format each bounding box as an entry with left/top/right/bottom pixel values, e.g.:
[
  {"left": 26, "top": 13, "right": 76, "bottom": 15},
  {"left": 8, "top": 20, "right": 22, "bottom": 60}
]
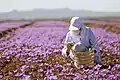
[
  {"left": 89, "top": 48, "right": 97, "bottom": 53},
  {"left": 65, "top": 42, "right": 74, "bottom": 55},
  {"left": 66, "top": 42, "right": 74, "bottom": 47},
  {"left": 62, "top": 48, "right": 69, "bottom": 58},
  {"left": 62, "top": 41, "right": 74, "bottom": 57},
  {"left": 89, "top": 48, "right": 94, "bottom": 53}
]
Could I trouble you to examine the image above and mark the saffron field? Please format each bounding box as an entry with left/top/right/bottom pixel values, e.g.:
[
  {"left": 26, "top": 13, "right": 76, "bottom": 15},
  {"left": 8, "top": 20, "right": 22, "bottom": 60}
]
[{"left": 0, "top": 19, "right": 120, "bottom": 80}]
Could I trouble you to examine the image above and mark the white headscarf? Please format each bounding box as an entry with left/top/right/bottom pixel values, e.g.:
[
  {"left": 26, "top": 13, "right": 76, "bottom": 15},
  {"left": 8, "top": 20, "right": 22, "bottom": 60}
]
[{"left": 69, "top": 17, "right": 87, "bottom": 41}]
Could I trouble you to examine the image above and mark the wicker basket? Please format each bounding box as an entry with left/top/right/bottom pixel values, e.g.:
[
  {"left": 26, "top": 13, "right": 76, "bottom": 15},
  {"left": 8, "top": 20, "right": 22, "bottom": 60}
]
[{"left": 70, "top": 49, "right": 95, "bottom": 65}]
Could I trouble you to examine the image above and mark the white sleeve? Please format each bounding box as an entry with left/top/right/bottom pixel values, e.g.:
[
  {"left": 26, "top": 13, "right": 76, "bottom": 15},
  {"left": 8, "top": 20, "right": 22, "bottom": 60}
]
[
  {"left": 64, "top": 32, "right": 72, "bottom": 44},
  {"left": 62, "top": 32, "right": 72, "bottom": 57}
]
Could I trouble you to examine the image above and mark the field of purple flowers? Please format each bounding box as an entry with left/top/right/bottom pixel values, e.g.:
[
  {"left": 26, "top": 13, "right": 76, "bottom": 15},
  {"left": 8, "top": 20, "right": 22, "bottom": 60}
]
[{"left": 0, "top": 19, "right": 120, "bottom": 80}]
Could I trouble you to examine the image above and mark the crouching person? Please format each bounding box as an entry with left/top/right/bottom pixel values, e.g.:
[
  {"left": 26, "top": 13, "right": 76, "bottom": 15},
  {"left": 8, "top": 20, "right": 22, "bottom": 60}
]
[{"left": 62, "top": 17, "right": 101, "bottom": 68}]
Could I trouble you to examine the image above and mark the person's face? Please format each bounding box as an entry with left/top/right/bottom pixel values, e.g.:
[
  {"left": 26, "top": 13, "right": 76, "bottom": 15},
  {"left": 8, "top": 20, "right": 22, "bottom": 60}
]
[
  {"left": 70, "top": 28, "right": 82, "bottom": 36},
  {"left": 70, "top": 30, "right": 80, "bottom": 36}
]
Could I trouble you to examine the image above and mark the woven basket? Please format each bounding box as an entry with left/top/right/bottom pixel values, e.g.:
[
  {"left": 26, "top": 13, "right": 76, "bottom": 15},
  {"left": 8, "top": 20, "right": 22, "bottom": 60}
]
[{"left": 70, "top": 49, "right": 95, "bottom": 65}]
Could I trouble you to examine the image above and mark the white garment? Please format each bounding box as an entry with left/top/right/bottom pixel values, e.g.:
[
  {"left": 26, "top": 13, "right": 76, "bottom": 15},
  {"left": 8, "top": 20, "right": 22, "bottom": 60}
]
[
  {"left": 69, "top": 17, "right": 84, "bottom": 30},
  {"left": 62, "top": 47, "right": 68, "bottom": 57},
  {"left": 70, "top": 30, "right": 81, "bottom": 36},
  {"left": 62, "top": 17, "right": 101, "bottom": 64},
  {"left": 63, "top": 27, "right": 100, "bottom": 52}
]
